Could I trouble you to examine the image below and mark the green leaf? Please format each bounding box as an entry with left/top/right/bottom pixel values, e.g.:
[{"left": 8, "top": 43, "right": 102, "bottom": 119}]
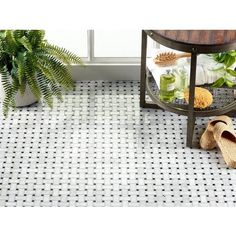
[
  {"left": 24, "top": 59, "right": 41, "bottom": 100},
  {"left": 0, "top": 31, "right": 6, "bottom": 38},
  {"left": 225, "top": 55, "right": 235, "bottom": 68},
  {"left": 37, "top": 73, "right": 53, "bottom": 108},
  {"left": 36, "top": 60, "right": 55, "bottom": 82},
  {"left": 19, "top": 76, "right": 27, "bottom": 95},
  {"left": 26, "top": 75, "right": 41, "bottom": 100},
  {"left": 45, "top": 43, "right": 83, "bottom": 65},
  {"left": 15, "top": 52, "right": 25, "bottom": 85},
  {"left": 13, "top": 30, "right": 26, "bottom": 39},
  {"left": 210, "top": 66, "right": 225, "bottom": 72},
  {"left": 229, "top": 50, "right": 236, "bottom": 56},
  {"left": 38, "top": 54, "right": 75, "bottom": 90},
  {"left": 5, "top": 30, "right": 18, "bottom": 54},
  {"left": 27, "top": 30, "right": 45, "bottom": 47},
  {"left": 218, "top": 53, "right": 226, "bottom": 63},
  {"left": 0, "top": 66, "right": 13, "bottom": 117},
  {"left": 11, "top": 77, "right": 20, "bottom": 108},
  {"left": 225, "top": 79, "right": 235, "bottom": 88},
  {"left": 211, "top": 77, "right": 225, "bottom": 88},
  {"left": 226, "top": 68, "right": 236, "bottom": 77},
  {"left": 17, "top": 36, "right": 32, "bottom": 52},
  {"left": 50, "top": 82, "right": 63, "bottom": 102}
]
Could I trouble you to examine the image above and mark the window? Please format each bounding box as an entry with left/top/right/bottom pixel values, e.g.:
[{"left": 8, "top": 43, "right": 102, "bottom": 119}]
[
  {"left": 45, "top": 30, "right": 157, "bottom": 64},
  {"left": 45, "top": 30, "right": 88, "bottom": 58}
]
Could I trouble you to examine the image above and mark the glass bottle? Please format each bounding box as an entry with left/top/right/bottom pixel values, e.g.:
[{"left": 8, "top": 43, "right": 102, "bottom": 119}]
[
  {"left": 174, "top": 66, "right": 188, "bottom": 99},
  {"left": 159, "top": 70, "right": 175, "bottom": 103}
]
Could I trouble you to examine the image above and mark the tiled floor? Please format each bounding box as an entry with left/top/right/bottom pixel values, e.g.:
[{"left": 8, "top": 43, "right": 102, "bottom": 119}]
[{"left": 0, "top": 80, "right": 236, "bottom": 207}]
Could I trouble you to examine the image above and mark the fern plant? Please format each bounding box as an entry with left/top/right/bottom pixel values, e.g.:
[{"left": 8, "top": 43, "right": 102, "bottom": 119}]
[{"left": 0, "top": 30, "right": 83, "bottom": 116}]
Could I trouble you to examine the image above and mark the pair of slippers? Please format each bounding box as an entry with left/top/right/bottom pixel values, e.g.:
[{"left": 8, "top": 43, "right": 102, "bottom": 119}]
[{"left": 200, "top": 115, "right": 236, "bottom": 168}]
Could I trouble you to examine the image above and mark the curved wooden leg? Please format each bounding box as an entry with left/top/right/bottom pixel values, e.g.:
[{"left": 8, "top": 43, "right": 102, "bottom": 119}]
[
  {"left": 187, "top": 114, "right": 196, "bottom": 148},
  {"left": 186, "top": 52, "right": 197, "bottom": 148},
  {"left": 140, "top": 30, "right": 147, "bottom": 108},
  {"left": 140, "top": 31, "right": 161, "bottom": 109}
]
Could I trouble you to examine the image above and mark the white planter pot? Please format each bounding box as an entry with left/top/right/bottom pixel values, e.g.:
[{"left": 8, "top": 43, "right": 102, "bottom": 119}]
[{"left": 0, "top": 75, "right": 38, "bottom": 107}]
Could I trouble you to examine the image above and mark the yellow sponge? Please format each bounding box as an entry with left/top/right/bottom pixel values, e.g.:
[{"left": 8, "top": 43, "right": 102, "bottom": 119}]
[{"left": 184, "top": 87, "right": 213, "bottom": 109}]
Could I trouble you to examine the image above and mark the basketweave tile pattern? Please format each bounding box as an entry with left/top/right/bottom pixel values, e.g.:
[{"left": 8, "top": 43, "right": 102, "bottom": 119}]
[{"left": 0, "top": 80, "right": 236, "bottom": 207}]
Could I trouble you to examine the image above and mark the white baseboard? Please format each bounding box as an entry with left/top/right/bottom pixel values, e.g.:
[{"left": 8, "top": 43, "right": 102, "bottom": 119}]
[{"left": 70, "top": 64, "right": 140, "bottom": 81}]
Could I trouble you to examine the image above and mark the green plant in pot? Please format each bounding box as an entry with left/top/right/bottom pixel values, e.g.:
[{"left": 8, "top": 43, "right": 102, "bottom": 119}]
[
  {"left": 0, "top": 30, "right": 83, "bottom": 117},
  {"left": 210, "top": 50, "right": 236, "bottom": 88}
]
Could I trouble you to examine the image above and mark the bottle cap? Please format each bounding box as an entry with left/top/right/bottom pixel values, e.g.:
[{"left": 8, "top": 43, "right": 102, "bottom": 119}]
[{"left": 166, "top": 69, "right": 171, "bottom": 74}]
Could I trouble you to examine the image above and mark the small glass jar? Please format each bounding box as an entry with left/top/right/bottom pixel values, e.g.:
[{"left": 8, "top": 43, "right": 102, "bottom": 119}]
[
  {"left": 173, "top": 66, "right": 188, "bottom": 99},
  {"left": 159, "top": 71, "right": 175, "bottom": 103}
]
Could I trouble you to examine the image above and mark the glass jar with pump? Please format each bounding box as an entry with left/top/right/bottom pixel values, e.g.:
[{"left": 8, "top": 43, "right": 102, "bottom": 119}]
[
  {"left": 159, "top": 70, "right": 176, "bottom": 102},
  {"left": 172, "top": 66, "right": 189, "bottom": 99}
]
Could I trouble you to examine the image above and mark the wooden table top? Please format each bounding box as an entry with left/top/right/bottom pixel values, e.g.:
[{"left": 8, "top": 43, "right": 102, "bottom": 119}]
[{"left": 146, "top": 30, "right": 236, "bottom": 53}]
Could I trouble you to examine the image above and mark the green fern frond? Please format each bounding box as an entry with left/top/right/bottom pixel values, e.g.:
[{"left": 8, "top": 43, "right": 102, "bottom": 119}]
[
  {"left": 37, "top": 54, "right": 75, "bottom": 90},
  {"left": 13, "top": 30, "right": 26, "bottom": 39},
  {"left": 19, "top": 76, "right": 26, "bottom": 95},
  {"left": 10, "top": 78, "right": 20, "bottom": 108},
  {"left": 2, "top": 95, "right": 11, "bottom": 117},
  {"left": 36, "top": 59, "right": 56, "bottom": 82},
  {"left": 42, "top": 74, "right": 63, "bottom": 102},
  {"left": 45, "top": 44, "right": 71, "bottom": 64},
  {"left": 0, "top": 30, "right": 6, "bottom": 39},
  {"left": 27, "top": 30, "right": 45, "bottom": 48},
  {"left": 6, "top": 30, "right": 16, "bottom": 44},
  {"left": 17, "top": 61, "right": 24, "bottom": 85},
  {"left": 45, "top": 43, "right": 83, "bottom": 65},
  {"left": 24, "top": 60, "right": 41, "bottom": 100},
  {"left": 37, "top": 73, "right": 53, "bottom": 108},
  {"left": 5, "top": 30, "right": 18, "bottom": 55},
  {"left": 17, "top": 36, "right": 32, "bottom": 52},
  {"left": 0, "top": 66, "right": 12, "bottom": 96},
  {"left": 15, "top": 53, "right": 25, "bottom": 85},
  {"left": 50, "top": 82, "right": 63, "bottom": 102},
  {"left": 25, "top": 74, "right": 41, "bottom": 100},
  {"left": 0, "top": 66, "right": 13, "bottom": 116}
]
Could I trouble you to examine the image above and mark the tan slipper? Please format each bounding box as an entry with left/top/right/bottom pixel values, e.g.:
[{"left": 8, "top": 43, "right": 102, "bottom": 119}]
[
  {"left": 200, "top": 115, "right": 233, "bottom": 150},
  {"left": 213, "top": 122, "right": 236, "bottom": 168}
]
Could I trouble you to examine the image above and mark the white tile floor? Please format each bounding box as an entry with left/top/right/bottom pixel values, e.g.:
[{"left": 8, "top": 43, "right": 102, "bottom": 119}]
[{"left": 0, "top": 80, "right": 236, "bottom": 207}]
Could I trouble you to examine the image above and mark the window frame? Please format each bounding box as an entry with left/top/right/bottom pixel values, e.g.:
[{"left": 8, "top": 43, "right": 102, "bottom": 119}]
[{"left": 84, "top": 30, "right": 158, "bottom": 64}]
